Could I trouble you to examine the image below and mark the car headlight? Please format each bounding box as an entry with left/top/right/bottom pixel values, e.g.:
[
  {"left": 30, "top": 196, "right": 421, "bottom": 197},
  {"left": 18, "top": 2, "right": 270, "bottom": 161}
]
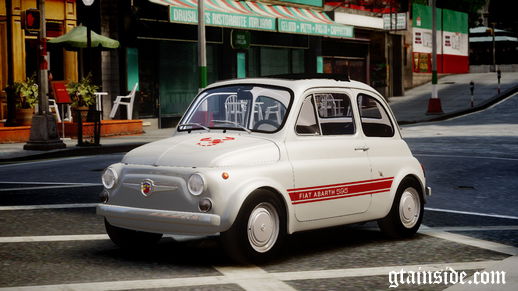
[
  {"left": 187, "top": 173, "right": 205, "bottom": 196},
  {"left": 102, "top": 167, "right": 118, "bottom": 189}
]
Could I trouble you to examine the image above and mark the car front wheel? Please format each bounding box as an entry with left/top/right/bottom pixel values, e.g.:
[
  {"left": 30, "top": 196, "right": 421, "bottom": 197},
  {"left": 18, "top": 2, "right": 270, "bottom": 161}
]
[
  {"left": 105, "top": 219, "right": 163, "bottom": 249},
  {"left": 220, "top": 190, "right": 286, "bottom": 263},
  {"left": 378, "top": 178, "right": 424, "bottom": 238}
]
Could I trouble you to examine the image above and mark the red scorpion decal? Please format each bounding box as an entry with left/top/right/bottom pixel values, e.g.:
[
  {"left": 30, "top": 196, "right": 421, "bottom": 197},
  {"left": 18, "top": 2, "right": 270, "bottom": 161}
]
[{"left": 196, "top": 137, "right": 236, "bottom": 147}]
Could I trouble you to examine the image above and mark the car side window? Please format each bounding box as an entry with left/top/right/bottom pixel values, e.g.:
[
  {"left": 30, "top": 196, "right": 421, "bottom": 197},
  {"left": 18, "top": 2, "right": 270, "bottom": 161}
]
[
  {"left": 314, "top": 93, "right": 355, "bottom": 135},
  {"left": 357, "top": 94, "right": 395, "bottom": 137},
  {"left": 296, "top": 95, "right": 320, "bottom": 135}
]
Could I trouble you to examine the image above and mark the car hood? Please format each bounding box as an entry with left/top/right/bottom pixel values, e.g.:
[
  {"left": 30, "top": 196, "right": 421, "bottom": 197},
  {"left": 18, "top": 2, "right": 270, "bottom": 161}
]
[{"left": 122, "top": 132, "right": 280, "bottom": 167}]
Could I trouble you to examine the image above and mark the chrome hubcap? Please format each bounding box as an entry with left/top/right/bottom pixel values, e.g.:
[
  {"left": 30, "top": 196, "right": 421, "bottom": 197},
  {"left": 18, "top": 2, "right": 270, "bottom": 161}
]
[
  {"left": 399, "top": 187, "right": 421, "bottom": 228},
  {"left": 247, "top": 202, "right": 279, "bottom": 253}
]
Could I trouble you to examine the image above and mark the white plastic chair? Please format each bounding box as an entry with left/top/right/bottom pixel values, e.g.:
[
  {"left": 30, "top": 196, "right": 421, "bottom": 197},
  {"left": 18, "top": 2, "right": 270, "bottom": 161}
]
[
  {"left": 224, "top": 95, "right": 245, "bottom": 123},
  {"left": 317, "top": 94, "right": 338, "bottom": 117},
  {"left": 264, "top": 103, "right": 282, "bottom": 124},
  {"left": 109, "top": 83, "right": 138, "bottom": 120},
  {"left": 49, "top": 98, "right": 72, "bottom": 122}
]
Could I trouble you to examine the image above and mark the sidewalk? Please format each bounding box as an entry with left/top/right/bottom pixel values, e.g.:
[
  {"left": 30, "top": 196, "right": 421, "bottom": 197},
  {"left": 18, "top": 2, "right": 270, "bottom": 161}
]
[
  {"left": 0, "top": 128, "right": 172, "bottom": 162},
  {"left": 1, "top": 72, "right": 518, "bottom": 162},
  {"left": 389, "top": 72, "right": 518, "bottom": 124}
]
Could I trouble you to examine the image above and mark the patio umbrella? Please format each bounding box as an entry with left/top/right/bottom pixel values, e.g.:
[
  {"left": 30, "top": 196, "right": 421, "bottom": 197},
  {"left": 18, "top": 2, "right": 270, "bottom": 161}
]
[
  {"left": 49, "top": 25, "right": 119, "bottom": 79},
  {"left": 48, "top": 25, "right": 120, "bottom": 49}
]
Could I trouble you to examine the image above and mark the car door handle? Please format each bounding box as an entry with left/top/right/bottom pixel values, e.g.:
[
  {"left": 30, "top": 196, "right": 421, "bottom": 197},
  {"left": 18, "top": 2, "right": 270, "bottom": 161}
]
[{"left": 354, "top": 146, "right": 370, "bottom": 151}]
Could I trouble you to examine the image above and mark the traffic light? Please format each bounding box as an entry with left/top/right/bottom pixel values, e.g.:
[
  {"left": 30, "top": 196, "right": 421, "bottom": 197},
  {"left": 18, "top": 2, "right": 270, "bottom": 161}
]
[{"left": 22, "top": 9, "right": 41, "bottom": 32}]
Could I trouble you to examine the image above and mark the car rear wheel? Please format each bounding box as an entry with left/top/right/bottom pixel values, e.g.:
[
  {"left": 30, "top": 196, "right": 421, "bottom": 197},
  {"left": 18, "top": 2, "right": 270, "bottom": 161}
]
[
  {"left": 105, "top": 219, "right": 163, "bottom": 249},
  {"left": 378, "top": 178, "right": 424, "bottom": 238},
  {"left": 220, "top": 190, "right": 286, "bottom": 263}
]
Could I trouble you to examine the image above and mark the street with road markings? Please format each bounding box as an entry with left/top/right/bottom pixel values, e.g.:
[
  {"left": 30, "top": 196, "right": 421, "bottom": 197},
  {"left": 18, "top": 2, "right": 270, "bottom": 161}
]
[{"left": 1, "top": 94, "right": 517, "bottom": 290}]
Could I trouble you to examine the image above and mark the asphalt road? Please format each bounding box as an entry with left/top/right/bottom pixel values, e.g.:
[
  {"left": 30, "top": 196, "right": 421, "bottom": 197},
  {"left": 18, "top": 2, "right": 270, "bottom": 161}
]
[{"left": 1, "top": 95, "right": 517, "bottom": 290}]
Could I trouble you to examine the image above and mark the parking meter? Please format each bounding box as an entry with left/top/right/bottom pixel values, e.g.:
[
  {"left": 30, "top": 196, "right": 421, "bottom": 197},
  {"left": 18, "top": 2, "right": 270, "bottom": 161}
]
[
  {"left": 470, "top": 81, "right": 475, "bottom": 107},
  {"left": 497, "top": 70, "right": 502, "bottom": 94}
]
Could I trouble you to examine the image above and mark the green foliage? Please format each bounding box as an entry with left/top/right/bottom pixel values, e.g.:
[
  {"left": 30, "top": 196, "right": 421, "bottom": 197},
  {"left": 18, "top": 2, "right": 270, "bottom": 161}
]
[
  {"left": 13, "top": 75, "right": 39, "bottom": 109},
  {"left": 66, "top": 73, "right": 99, "bottom": 108}
]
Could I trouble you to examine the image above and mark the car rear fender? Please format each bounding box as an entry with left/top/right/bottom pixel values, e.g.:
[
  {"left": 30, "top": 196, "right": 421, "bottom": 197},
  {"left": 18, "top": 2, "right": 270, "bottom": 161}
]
[{"left": 370, "top": 166, "right": 426, "bottom": 220}]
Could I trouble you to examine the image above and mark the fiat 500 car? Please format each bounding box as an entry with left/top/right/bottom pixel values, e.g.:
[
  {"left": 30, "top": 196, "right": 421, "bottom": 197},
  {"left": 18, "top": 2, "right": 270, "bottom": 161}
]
[{"left": 97, "top": 76, "right": 431, "bottom": 262}]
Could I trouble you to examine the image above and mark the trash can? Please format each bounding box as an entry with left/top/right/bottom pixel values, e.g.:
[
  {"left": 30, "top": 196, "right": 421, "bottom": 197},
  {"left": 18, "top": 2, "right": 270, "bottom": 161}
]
[{"left": 75, "top": 108, "right": 101, "bottom": 146}]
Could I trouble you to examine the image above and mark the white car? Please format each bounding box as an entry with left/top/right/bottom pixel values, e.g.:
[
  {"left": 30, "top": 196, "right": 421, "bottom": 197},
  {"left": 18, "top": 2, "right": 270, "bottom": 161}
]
[{"left": 97, "top": 76, "right": 431, "bottom": 262}]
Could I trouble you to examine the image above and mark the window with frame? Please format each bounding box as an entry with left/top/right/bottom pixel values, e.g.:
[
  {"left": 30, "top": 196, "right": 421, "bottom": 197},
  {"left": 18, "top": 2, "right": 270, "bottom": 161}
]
[
  {"left": 295, "top": 95, "right": 320, "bottom": 135},
  {"left": 295, "top": 93, "right": 355, "bottom": 136},
  {"left": 314, "top": 93, "right": 355, "bottom": 135},
  {"left": 357, "top": 94, "right": 395, "bottom": 137}
]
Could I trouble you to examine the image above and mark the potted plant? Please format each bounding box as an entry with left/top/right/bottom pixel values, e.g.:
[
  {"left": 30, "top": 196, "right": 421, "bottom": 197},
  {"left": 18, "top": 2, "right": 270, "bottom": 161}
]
[
  {"left": 13, "top": 75, "right": 39, "bottom": 126},
  {"left": 66, "top": 73, "right": 99, "bottom": 122}
]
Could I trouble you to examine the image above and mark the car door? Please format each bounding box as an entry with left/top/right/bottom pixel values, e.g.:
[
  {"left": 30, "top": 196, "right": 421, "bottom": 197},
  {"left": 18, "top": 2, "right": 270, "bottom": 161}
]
[
  {"left": 286, "top": 90, "right": 373, "bottom": 222},
  {"left": 356, "top": 91, "right": 407, "bottom": 204}
]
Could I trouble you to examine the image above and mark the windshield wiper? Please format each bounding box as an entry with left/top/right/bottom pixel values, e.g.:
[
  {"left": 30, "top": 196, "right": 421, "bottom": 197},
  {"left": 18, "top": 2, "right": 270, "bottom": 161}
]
[
  {"left": 178, "top": 123, "right": 210, "bottom": 132},
  {"left": 212, "top": 120, "right": 251, "bottom": 134}
]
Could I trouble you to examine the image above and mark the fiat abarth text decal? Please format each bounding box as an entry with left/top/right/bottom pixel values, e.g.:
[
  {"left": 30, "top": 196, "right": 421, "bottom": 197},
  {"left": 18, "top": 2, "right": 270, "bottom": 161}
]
[
  {"left": 288, "top": 177, "right": 394, "bottom": 205},
  {"left": 196, "top": 137, "right": 236, "bottom": 147}
]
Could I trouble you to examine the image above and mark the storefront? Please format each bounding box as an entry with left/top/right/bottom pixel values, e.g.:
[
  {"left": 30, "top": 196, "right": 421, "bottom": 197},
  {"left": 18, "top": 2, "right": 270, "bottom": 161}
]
[
  {"left": 0, "top": 0, "right": 78, "bottom": 122},
  {"left": 123, "top": 0, "right": 355, "bottom": 127},
  {"left": 327, "top": 5, "right": 407, "bottom": 97}
]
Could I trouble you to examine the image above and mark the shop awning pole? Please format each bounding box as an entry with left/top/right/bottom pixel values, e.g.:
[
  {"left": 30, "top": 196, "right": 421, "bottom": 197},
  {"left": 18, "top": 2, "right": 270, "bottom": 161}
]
[{"left": 198, "top": 0, "right": 207, "bottom": 89}]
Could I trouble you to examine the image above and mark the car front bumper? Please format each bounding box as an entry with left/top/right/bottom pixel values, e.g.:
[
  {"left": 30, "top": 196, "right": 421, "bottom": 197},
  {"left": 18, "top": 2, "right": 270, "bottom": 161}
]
[{"left": 97, "top": 204, "right": 222, "bottom": 235}]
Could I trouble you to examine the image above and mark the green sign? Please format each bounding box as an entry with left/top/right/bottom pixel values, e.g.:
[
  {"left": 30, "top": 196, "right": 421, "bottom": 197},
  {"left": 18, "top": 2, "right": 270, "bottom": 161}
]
[
  {"left": 412, "top": 3, "right": 442, "bottom": 30},
  {"left": 412, "top": 4, "right": 467, "bottom": 33},
  {"left": 279, "top": 0, "right": 323, "bottom": 7},
  {"left": 126, "top": 48, "right": 139, "bottom": 92},
  {"left": 170, "top": 7, "right": 276, "bottom": 31},
  {"left": 278, "top": 19, "right": 353, "bottom": 38},
  {"left": 231, "top": 30, "right": 251, "bottom": 50},
  {"left": 316, "top": 56, "right": 323, "bottom": 73},
  {"left": 237, "top": 52, "right": 246, "bottom": 78}
]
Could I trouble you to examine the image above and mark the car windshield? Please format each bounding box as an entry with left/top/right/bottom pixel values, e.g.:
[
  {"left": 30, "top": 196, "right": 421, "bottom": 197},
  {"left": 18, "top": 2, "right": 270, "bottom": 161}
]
[{"left": 179, "top": 85, "right": 292, "bottom": 133}]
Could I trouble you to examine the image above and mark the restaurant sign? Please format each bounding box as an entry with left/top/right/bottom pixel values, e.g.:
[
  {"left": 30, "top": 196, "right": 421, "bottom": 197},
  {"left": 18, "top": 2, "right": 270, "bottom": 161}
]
[
  {"left": 278, "top": 19, "right": 354, "bottom": 38},
  {"left": 170, "top": 7, "right": 276, "bottom": 31}
]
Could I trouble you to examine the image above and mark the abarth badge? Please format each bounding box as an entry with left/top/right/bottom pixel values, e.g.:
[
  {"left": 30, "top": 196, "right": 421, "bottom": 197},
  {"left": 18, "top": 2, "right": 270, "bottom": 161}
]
[{"left": 140, "top": 179, "right": 154, "bottom": 197}]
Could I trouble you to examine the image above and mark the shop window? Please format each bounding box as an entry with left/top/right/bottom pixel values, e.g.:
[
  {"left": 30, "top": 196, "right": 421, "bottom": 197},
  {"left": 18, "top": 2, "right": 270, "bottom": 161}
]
[
  {"left": 248, "top": 47, "right": 306, "bottom": 77},
  {"left": 46, "top": 21, "right": 64, "bottom": 38},
  {"left": 291, "top": 49, "right": 305, "bottom": 74},
  {"left": 260, "top": 47, "right": 290, "bottom": 76}
]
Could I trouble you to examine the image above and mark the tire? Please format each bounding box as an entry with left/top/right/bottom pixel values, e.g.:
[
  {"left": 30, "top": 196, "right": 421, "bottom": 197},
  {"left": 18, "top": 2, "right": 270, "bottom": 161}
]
[
  {"left": 220, "top": 190, "right": 286, "bottom": 263},
  {"left": 105, "top": 219, "right": 163, "bottom": 250},
  {"left": 377, "top": 178, "right": 424, "bottom": 238}
]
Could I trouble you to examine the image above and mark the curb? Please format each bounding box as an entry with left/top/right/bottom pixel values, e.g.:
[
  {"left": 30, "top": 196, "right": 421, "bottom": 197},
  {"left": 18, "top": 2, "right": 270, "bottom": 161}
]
[
  {"left": 398, "top": 84, "right": 518, "bottom": 125},
  {"left": 0, "top": 142, "right": 146, "bottom": 163}
]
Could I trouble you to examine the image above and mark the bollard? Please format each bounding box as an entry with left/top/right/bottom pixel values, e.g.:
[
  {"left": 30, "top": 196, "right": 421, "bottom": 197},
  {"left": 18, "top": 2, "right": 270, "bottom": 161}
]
[
  {"left": 497, "top": 69, "right": 501, "bottom": 94},
  {"left": 470, "top": 81, "right": 475, "bottom": 108}
]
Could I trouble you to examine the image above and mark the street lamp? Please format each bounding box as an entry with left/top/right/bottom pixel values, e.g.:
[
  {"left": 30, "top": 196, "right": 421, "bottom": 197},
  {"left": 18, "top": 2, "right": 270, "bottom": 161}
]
[{"left": 491, "top": 22, "right": 496, "bottom": 72}]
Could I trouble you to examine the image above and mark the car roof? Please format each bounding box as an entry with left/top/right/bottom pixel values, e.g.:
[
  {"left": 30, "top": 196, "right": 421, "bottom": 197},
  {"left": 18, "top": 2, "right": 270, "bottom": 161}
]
[{"left": 205, "top": 77, "right": 380, "bottom": 97}]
